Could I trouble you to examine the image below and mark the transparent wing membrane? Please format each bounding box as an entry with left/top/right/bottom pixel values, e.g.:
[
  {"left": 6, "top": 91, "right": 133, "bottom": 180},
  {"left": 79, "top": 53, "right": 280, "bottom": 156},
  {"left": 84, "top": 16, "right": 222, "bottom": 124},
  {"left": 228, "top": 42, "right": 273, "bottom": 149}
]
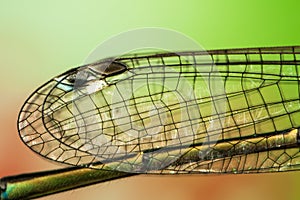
[{"left": 18, "top": 46, "right": 300, "bottom": 174}]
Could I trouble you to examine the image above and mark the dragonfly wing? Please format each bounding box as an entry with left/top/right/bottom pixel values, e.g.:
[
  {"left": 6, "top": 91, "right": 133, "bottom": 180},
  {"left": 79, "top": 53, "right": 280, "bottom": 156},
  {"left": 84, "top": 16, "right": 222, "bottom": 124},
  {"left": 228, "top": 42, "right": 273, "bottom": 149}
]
[{"left": 18, "top": 46, "right": 300, "bottom": 174}]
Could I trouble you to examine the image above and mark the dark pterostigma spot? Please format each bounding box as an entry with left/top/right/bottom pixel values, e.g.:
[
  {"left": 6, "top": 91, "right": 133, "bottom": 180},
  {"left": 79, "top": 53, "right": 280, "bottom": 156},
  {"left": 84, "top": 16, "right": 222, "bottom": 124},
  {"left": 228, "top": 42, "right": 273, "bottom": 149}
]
[{"left": 89, "top": 61, "right": 127, "bottom": 77}]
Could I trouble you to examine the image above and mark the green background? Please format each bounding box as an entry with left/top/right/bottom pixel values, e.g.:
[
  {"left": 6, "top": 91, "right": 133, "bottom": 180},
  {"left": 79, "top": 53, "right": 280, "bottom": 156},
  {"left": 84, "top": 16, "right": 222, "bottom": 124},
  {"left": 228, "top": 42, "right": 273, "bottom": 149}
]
[{"left": 1, "top": 0, "right": 300, "bottom": 200}]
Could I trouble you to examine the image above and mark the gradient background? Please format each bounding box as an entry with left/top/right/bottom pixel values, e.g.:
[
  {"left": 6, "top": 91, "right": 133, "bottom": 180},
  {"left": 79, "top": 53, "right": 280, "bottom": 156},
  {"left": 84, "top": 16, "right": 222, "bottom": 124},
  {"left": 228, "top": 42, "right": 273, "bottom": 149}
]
[{"left": 1, "top": 1, "right": 300, "bottom": 200}]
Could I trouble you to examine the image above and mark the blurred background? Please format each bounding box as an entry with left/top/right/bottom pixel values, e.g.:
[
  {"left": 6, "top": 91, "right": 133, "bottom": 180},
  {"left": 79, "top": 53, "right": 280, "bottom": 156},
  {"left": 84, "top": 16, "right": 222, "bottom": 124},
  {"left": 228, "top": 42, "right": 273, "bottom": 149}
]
[{"left": 1, "top": 1, "right": 300, "bottom": 200}]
